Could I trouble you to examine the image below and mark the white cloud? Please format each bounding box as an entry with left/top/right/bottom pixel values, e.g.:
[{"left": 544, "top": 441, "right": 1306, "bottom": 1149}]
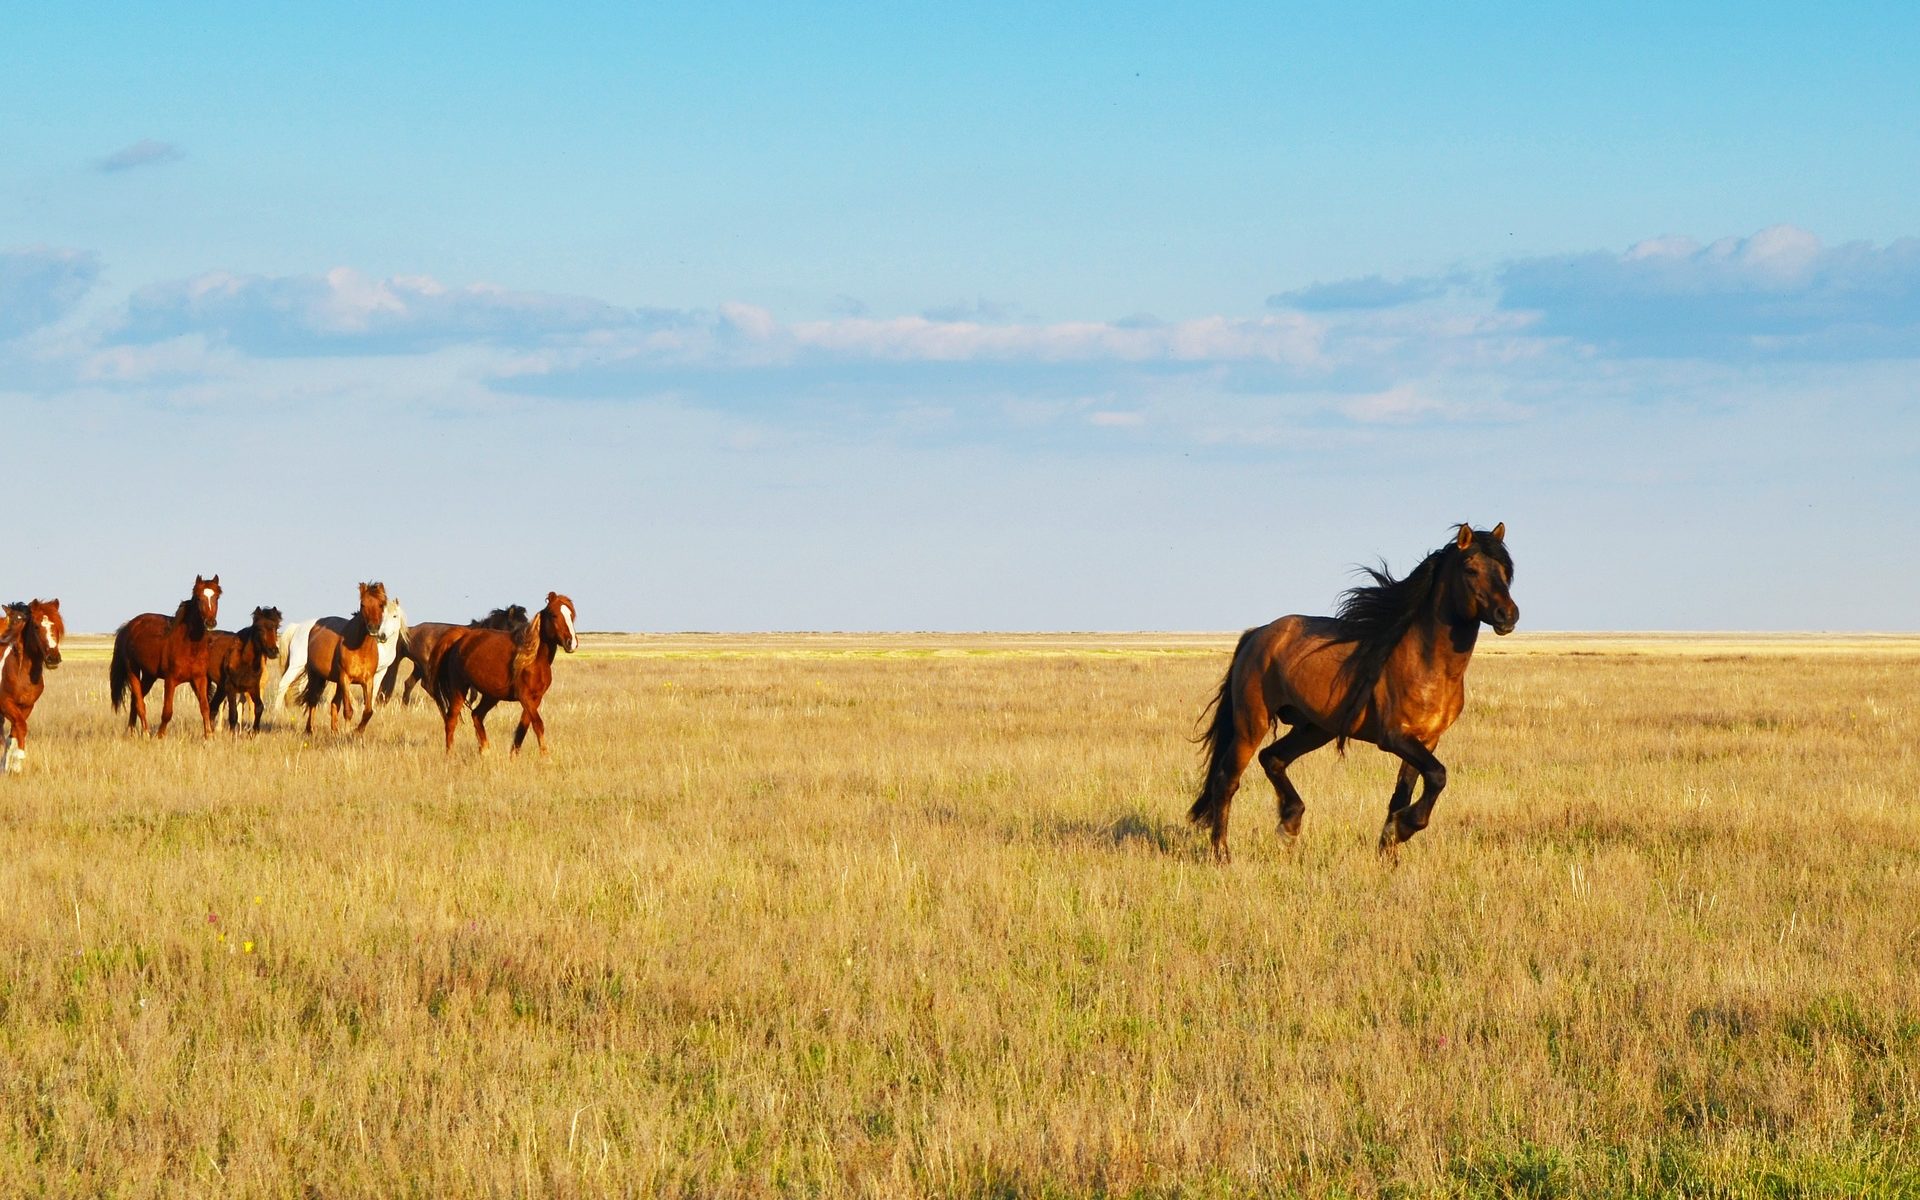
[
  {"left": 1498, "top": 225, "right": 1920, "bottom": 357},
  {"left": 117, "top": 267, "right": 660, "bottom": 354},
  {"left": 0, "top": 246, "right": 100, "bottom": 339}
]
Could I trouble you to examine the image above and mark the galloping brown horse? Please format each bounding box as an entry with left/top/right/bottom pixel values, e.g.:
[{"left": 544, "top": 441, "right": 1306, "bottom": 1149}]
[
  {"left": 378, "top": 605, "right": 528, "bottom": 708},
  {"left": 111, "top": 575, "right": 223, "bottom": 737},
  {"left": 298, "top": 582, "right": 391, "bottom": 733},
  {"left": 1191, "top": 524, "right": 1517, "bottom": 861},
  {"left": 207, "top": 606, "right": 283, "bottom": 733},
  {"left": 1, "top": 599, "right": 63, "bottom": 774},
  {"left": 432, "top": 592, "right": 577, "bottom": 755}
]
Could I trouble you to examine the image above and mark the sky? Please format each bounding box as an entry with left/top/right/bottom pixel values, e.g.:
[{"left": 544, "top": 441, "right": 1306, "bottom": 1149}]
[{"left": 3, "top": 2, "right": 1918, "bottom": 632}]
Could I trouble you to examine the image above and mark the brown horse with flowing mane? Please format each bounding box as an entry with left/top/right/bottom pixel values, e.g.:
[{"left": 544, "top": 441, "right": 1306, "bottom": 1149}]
[
  {"left": 432, "top": 592, "right": 577, "bottom": 755},
  {"left": 207, "top": 606, "right": 283, "bottom": 733},
  {"left": 1191, "top": 524, "right": 1517, "bottom": 861},
  {"left": 378, "top": 605, "right": 529, "bottom": 709},
  {"left": 298, "top": 582, "right": 391, "bottom": 733},
  {"left": 1, "top": 599, "right": 63, "bottom": 774},
  {"left": 111, "top": 575, "right": 223, "bottom": 737}
]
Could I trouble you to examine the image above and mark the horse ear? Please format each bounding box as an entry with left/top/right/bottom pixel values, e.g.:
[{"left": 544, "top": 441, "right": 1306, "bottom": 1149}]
[
  {"left": 1456, "top": 524, "right": 1474, "bottom": 550},
  {"left": 1491, "top": 521, "right": 1506, "bottom": 541},
  {"left": 211, "top": 575, "right": 220, "bottom": 585},
  {"left": 548, "top": 591, "right": 558, "bottom": 603}
]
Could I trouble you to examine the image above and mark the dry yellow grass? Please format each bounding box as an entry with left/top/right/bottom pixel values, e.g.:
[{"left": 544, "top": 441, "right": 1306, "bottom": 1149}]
[{"left": 2, "top": 632, "right": 1916, "bottom": 1196}]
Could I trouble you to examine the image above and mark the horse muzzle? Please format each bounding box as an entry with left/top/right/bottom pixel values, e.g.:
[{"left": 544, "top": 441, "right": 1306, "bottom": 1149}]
[{"left": 45, "top": 653, "right": 62, "bottom": 669}]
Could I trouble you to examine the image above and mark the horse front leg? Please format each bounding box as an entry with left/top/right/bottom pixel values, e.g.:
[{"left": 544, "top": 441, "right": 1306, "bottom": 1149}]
[
  {"left": 191, "top": 674, "right": 214, "bottom": 738},
  {"left": 156, "top": 680, "right": 178, "bottom": 739},
  {"left": 1, "top": 703, "right": 25, "bottom": 774},
  {"left": 511, "top": 701, "right": 547, "bottom": 756},
  {"left": 1377, "top": 735, "right": 1447, "bottom": 858},
  {"left": 355, "top": 676, "right": 376, "bottom": 732}
]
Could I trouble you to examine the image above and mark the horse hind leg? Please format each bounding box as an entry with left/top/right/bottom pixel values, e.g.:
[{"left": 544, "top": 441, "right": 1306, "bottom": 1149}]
[
  {"left": 1259, "top": 723, "right": 1334, "bottom": 841},
  {"left": 128, "top": 674, "right": 152, "bottom": 734},
  {"left": 1193, "top": 699, "right": 1269, "bottom": 864}
]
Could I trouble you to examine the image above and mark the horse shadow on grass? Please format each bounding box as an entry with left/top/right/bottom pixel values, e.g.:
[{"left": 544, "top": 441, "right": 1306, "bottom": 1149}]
[{"left": 1041, "top": 807, "right": 1206, "bottom": 859}]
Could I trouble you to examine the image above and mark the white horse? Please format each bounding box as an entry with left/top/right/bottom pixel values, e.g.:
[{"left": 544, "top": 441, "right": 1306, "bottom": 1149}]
[{"left": 275, "top": 597, "right": 407, "bottom": 711}]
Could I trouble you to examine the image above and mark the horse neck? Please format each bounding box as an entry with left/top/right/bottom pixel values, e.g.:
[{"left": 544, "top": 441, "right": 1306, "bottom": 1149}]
[
  {"left": 174, "top": 601, "right": 209, "bottom": 639},
  {"left": 238, "top": 625, "right": 267, "bottom": 664},
  {"left": 1413, "top": 573, "right": 1480, "bottom": 667}
]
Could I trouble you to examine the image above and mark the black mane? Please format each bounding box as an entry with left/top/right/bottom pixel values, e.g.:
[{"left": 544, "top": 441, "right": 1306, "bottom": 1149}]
[{"left": 1324, "top": 528, "right": 1513, "bottom": 746}]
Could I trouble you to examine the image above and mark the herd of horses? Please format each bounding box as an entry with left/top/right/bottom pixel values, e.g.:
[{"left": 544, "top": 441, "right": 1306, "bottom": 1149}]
[
  {"left": 2, "top": 523, "right": 1518, "bottom": 861},
  {"left": 0, "top": 577, "right": 579, "bottom": 774}
]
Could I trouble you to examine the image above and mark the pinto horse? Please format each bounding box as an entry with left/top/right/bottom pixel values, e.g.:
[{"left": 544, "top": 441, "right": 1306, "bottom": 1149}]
[
  {"left": 379, "top": 605, "right": 528, "bottom": 708},
  {"left": 432, "top": 592, "right": 578, "bottom": 755},
  {"left": 111, "top": 575, "right": 223, "bottom": 738},
  {"left": 207, "top": 606, "right": 283, "bottom": 733},
  {"left": 1190, "top": 524, "right": 1517, "bottom": 861},
  {"left": 275, "top": 597, "right": 405, "bottom": 711},
  {"left": 1, "top": 599, "right": 63, "bottom": 774},
  {"left": 298, "top": 582, "right": 392, "bottom": 733}
]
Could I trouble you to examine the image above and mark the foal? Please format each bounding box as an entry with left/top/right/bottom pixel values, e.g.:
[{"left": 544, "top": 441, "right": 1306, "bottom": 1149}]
[{"left": 207, "top": 606, "right": 283, "bottom": 732}]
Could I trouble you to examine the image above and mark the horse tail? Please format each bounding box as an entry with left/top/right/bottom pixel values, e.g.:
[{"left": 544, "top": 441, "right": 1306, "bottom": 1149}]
[
  {"left": 274, "top": 622, "right": 309, "bottom": 709},
  {"left": 431, "top": 640, "right": 465, "bottom": 718},
  {"left": 109, "top": 625, "right": 130, "bottom": 712},
  {"left": 297, "top": 648, "right": 328, "bottom": 711},
  {"left": 1189, "top": 627, "right": 1258, "bottom": 827}
]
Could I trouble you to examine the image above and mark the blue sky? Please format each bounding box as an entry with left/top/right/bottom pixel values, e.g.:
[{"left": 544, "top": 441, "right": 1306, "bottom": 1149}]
[{"left": 4, "top": 2, "right": 1917, "bottom": 630}]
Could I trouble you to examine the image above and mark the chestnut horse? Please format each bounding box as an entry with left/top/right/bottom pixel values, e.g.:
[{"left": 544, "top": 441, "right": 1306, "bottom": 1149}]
[
  {"left": 298, "top": 582, "right": 391, "bottom": 733},
  {"left": 111, "top": 575, "right": 223, "bottom": 737},
  {"left": 207, "top": 606, "right": 283, "bottom": 733},
  {"left": 274, "top": 598, "right": 406, "bottom": 713},
  {"left": 1, "top": 599, "right": 63, "bottom": 774},
  {"left": 432, "top": 592, "right": 577, "bottom": 755},
  {"left": 379, "top": 605, "right": 528, "bottom": 708},
  {"left": 1190, "top": 524, "right": 1517, "bottom": 861}
]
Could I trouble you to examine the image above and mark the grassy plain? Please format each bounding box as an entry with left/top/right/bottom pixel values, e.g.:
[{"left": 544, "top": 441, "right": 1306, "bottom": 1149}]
[{"left": 1, "top": 631, "right": 1917, "bottom": 1197}]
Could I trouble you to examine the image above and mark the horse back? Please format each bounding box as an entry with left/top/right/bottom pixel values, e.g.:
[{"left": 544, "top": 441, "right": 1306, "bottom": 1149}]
[
  {"left": 440, "top": 628, "right": 518, "bottom": 701},
  {"left": 1242, "top": 615, "right": 1370, "bottom": 737},
  {"left": 117, "top": 612, "right": 196, "bottom": 677},
  {"left": 204, "top": 631, "right": 241, "bottom": 682},
  {"left": 309, "top": 615, "right": 378, "bottom": 680}
]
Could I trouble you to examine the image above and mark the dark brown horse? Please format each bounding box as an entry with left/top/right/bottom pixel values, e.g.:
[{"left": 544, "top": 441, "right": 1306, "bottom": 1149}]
[
  {"left": 298, "top": 582, "right": 391, "bottom": 733},
  {"left": 432, "top": 592, "right": 578, "bottom": 755},
  {"left": 1, "top": 599, "right": 63, "bottom": 774},
  {"left": 207, "top": 606, "right": 283, "bottom": 733},
  {"left": 1190, "top": 524, "right": 1517, "bottom": 861},
  {"left": 111, "top": 575, "right": 223, "bottom": 737},
  {"left": 378, "top": 605, "right": 528, "bottom": 708}
]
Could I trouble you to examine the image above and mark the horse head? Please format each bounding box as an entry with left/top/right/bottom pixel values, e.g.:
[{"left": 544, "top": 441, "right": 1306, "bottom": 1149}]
[
  {"left": 193, "top": 574, "right": 222, "bottom": 629},
  {"left": 28, "top": 599, "right": 63, "bottom": 668},
  {"left": 543, "top": 592, "right": 579, "bottom": 654},
  {"left": 377, "top": 596, "right": 406, "bottom": 645},
  {"left": 1, "top": 605, "right": 26, "bottom": 652},
  {"left": 252, "top": 606, "right": 284, "bottom": 659},
  {"left": 357, "top": 581, "right": 390, "bottom": 643},
  {"left": 1449, "top": 522, "right": 1518, "bottom": 635}
]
